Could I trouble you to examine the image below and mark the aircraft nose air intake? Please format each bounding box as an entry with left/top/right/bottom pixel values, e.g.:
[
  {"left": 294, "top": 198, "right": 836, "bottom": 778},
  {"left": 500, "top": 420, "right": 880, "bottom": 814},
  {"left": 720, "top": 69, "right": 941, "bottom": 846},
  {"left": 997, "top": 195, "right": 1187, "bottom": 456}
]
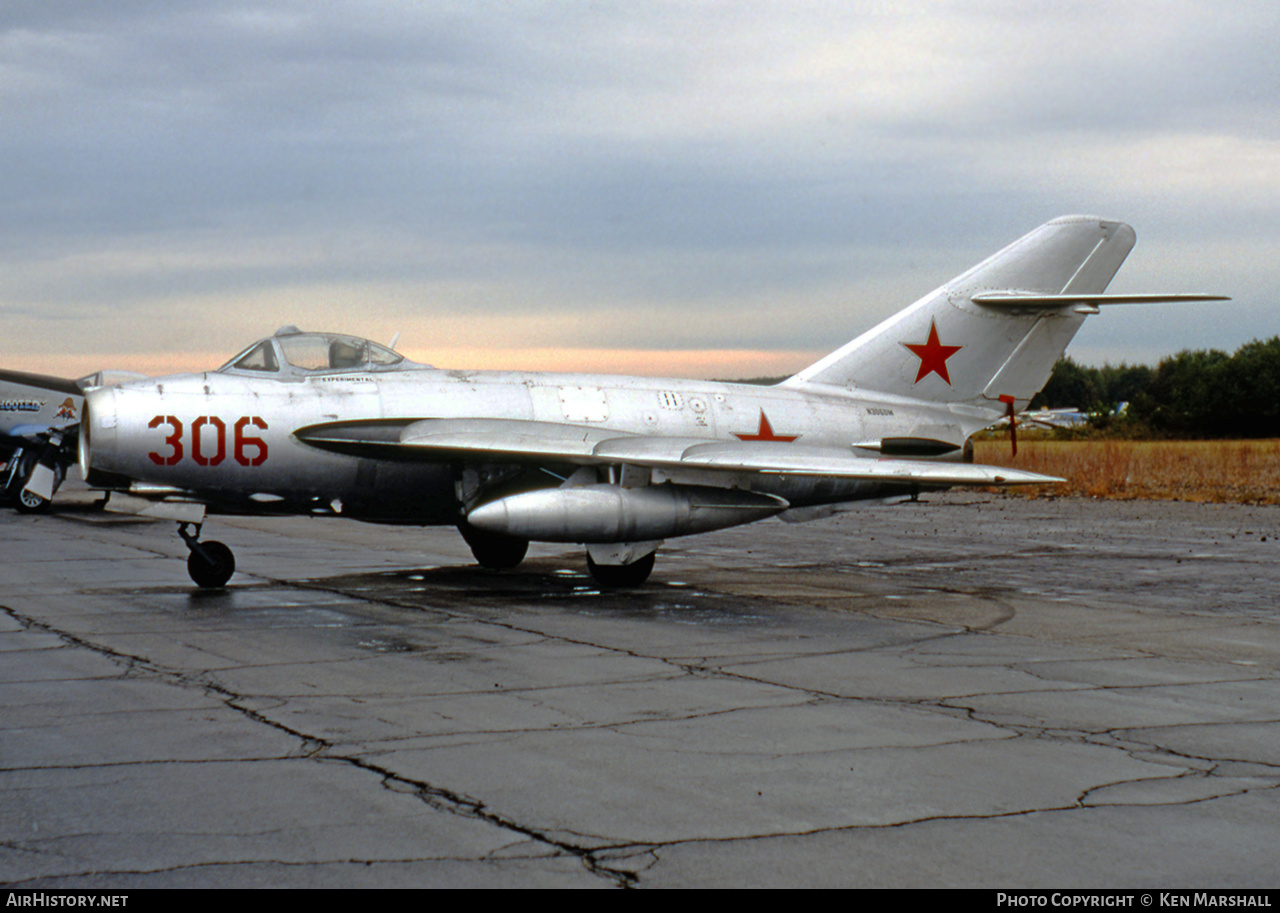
[
  {"left": 78, "top": 392, "right": 95, "bottom": 480},
  {"left": 79, "top": 388, "right": 117, "bottom": 484}
]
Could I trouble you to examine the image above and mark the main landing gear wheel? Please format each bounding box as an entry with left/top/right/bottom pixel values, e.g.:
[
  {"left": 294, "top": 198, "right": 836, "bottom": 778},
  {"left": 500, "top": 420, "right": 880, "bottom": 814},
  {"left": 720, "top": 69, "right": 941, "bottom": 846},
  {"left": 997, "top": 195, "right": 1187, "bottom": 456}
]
[
  {"left": 459, "top": 524, "right": 529, "bottom": 570},
  {"left": 586, "top": 551, "right": 656, "bottom": 588},
  {"left": 14, "top": 486, "right": 51, "bottom": 514},
  {"left": 9, "top": 453, "right": 51, "bottom": 514},
  {"left": 178, "top": 523, "right": 236, "bottom": 588}
]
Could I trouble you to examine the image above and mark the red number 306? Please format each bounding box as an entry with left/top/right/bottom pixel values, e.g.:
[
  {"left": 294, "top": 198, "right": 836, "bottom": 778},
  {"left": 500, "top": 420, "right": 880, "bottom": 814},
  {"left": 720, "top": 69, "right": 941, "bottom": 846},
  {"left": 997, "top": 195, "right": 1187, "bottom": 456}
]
[{"left": 148, "top": 415, "right": 269, "bottom": 467}]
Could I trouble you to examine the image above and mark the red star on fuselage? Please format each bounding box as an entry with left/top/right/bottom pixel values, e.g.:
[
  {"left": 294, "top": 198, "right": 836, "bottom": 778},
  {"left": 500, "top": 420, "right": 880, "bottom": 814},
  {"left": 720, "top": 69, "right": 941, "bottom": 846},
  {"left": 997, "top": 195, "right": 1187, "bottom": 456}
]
[
  {"left": 734, "top": 411, "right": 799, "bottom": 442},
  {"left": 902, "top": 319, "right": 963, "bottom": 385}
]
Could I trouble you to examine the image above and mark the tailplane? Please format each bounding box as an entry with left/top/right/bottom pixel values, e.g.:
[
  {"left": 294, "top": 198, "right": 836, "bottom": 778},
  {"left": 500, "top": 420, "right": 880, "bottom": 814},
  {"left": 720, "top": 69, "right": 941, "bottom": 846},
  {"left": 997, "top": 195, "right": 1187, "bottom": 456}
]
[{"left": 783, "top": 215, "right": 1223, "bottom": 411}]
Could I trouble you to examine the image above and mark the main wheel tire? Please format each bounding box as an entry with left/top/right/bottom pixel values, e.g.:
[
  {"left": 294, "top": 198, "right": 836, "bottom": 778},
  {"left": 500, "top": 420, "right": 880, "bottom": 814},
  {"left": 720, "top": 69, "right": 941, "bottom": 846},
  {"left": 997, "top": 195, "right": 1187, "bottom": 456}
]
[
  {"left": 458, "top": 524, "right": 529, "bottom": 570},
  {"left": 188, "top": 540, "right": 236, "bottom": 588},
  {"left": 586, "top": 551, "right": 656, "bottom": 588}
]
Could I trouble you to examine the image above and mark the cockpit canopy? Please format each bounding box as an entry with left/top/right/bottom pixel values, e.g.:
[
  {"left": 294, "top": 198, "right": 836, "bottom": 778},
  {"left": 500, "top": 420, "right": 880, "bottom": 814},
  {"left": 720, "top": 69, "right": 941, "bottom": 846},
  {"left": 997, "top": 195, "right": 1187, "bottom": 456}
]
[{"left": 218, "top": 327, "right": 428, "bottom": 378}]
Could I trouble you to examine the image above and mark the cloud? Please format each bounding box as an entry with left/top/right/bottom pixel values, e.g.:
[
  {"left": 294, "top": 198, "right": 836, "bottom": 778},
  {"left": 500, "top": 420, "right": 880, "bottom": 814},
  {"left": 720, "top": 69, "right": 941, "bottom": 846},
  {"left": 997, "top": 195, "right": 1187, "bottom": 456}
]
[{"left": 1, "top": 1, "right": 1275, "bottom": 377}]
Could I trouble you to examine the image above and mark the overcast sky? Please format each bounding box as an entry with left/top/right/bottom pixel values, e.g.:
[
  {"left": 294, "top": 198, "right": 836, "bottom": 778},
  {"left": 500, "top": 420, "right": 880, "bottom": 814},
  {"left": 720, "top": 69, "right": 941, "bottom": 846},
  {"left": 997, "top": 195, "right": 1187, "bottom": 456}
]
[{"left": 2, "top": 1, "right": 1276, "bottom": 378}]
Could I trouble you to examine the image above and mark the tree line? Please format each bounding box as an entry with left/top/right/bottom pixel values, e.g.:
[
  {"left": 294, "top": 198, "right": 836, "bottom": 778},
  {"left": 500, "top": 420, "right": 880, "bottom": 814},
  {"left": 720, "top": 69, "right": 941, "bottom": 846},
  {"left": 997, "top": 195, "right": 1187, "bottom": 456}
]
[{"left": 1032, "top": 337, "right": 1280, "bottom": 438}]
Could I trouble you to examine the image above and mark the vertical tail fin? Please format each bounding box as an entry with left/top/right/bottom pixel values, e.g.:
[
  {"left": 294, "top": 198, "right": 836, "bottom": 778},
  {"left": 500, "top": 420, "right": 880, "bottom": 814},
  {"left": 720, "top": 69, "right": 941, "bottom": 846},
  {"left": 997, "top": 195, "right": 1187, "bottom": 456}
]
[{"left": 783, "top": 216, "right": 1137, "bottom": 409}]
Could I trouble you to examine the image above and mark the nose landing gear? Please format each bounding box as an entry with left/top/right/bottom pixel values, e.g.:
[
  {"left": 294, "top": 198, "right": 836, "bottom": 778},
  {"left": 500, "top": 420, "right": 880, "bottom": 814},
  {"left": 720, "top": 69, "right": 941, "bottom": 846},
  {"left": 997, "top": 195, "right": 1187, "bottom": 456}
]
[{"left": 178, "top": 522, "right": 236, "bottom": 588}]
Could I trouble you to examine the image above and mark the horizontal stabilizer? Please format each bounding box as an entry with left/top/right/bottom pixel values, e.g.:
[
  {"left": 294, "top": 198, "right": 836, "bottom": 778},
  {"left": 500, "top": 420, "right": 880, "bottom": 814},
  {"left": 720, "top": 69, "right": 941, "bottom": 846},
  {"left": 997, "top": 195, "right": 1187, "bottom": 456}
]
[{"left": 971, "top": 292, "right": 1229, "bottom": 308}]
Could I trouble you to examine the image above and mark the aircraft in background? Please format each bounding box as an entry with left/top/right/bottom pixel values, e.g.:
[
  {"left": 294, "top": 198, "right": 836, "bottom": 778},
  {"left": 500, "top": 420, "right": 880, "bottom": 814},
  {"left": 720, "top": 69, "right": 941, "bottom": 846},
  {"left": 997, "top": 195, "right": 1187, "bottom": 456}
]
[
  {"left": 1016, "top": 402, "right": 1131, "bottom": 430},
  {"left": 76, "top": 216, "right": 1225, "bottom": 587},
  {"left": 1, "top": 369, "right": 144, "bottom": 511},
  {"left": 1016, "top": 407, "right": 1089, "bottom": 429},
  {"left": 992, "top": 402, "right": 1133, "bottom": 454}
]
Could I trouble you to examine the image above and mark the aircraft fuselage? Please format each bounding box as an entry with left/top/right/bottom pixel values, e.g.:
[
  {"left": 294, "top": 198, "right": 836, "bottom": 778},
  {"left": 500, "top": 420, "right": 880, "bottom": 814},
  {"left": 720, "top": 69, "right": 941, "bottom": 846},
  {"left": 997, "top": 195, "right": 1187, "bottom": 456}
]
[{"left": 82, "top": 367, "right": 977, "bottom": 523}]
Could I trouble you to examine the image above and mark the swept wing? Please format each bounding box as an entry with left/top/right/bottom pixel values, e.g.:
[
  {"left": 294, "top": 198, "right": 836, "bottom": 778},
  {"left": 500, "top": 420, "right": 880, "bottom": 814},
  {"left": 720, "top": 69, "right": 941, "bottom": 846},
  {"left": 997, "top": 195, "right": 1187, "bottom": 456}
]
[{"left": 294, "top": 417, "right": 1060, "bottom": 487}]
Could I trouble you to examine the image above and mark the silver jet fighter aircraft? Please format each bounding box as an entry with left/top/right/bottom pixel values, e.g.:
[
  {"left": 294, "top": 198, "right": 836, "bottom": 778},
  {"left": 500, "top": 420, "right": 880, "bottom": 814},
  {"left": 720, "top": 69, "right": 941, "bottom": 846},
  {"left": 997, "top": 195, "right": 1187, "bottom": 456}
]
[{"left": 78, "top": 215, "right": 1224, "bottom": 587}]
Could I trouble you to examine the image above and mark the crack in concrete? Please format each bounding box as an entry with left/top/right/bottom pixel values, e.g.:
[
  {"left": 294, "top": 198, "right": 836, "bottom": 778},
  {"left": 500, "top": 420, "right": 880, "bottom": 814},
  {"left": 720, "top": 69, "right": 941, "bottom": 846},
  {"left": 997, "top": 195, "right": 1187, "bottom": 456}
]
[
  {"left": 9, "top": 576, "right": 1086, "bottom": 884},
  {"left": 8, "top": 514, "right": 1278, "bottom": 886},
  {"left": 1, "top": 601, "right": 638, "bottom": 888},
  {"left": 279, "top": 575, "right": 1280, "bottom": 847},
  {"left": 285, "top": 573, "right": 1280, "bottom": 799}
]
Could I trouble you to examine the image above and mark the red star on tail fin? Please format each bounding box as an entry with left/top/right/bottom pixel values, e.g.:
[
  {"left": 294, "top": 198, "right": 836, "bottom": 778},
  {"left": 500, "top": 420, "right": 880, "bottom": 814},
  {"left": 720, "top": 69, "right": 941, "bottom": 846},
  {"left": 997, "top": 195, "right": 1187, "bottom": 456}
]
[{"left": 902, "top": 319, "right": 962, "bottom": 385}]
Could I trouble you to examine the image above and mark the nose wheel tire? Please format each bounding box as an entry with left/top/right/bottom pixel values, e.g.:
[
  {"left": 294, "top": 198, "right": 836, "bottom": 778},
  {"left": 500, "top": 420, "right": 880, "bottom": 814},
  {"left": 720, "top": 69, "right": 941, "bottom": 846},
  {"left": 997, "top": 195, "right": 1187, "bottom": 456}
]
[{"left": 188, "top": 540, "right": 236, "bottom": 588}]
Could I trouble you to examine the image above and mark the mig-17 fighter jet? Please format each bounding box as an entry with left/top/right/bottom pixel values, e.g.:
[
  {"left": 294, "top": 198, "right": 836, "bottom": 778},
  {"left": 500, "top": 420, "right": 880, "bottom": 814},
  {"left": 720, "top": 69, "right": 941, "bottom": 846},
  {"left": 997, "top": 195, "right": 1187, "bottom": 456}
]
[{"left": 76, "top": 216, "right": 1224, "bottom": 587}]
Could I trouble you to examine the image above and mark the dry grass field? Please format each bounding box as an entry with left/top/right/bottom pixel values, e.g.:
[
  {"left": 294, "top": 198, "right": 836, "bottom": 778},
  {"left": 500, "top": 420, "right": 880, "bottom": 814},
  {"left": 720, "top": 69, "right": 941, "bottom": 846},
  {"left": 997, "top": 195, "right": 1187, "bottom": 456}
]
[{"left": 973, "top": 437, "right": 1280, "bottom": 504}]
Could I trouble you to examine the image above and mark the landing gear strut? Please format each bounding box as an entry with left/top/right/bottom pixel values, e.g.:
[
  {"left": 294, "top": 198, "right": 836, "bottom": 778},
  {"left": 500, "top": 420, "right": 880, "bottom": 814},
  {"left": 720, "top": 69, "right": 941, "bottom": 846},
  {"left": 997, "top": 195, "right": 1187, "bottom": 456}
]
[{"left": 178, "top": 522, "right": 236, "bottom": 588}]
